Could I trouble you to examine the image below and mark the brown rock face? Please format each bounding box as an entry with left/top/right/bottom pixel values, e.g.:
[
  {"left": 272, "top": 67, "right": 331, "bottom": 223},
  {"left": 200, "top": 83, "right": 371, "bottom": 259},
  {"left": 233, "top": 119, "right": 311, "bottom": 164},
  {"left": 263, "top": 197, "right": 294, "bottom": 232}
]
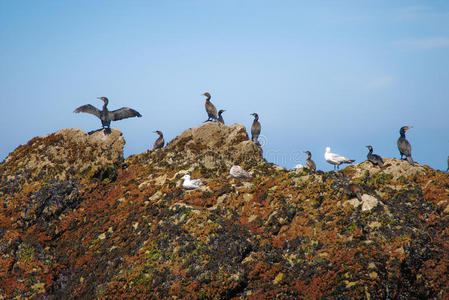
[
  {"left": 132, "top": 122, "right": 264, "bottom": 174},
  {"left": 346, "top": 158, "right": 425, "bottom": 180},
  {"left": 2, "top": 124, "right": 449, "bottom": 299},
  {"left": 1, "top": 128, "right": 125, "bottom": 181}
]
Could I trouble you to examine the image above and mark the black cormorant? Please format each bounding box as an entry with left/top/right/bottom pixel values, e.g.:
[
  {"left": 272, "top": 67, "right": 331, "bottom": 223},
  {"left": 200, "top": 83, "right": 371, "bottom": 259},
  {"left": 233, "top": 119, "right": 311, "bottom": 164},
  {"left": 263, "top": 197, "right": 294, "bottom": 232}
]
[
  {"left": 366, "top": 145, "right": 384, "bottom": 168},
  {"left": 153, "top": 130, "right": 164, "bottom": 149},
  {"left": 397, "top": 126, "right": 414, "bottom": 165},
  {"left": 218, "top": 109, "right": 225, "bottom": 124},
  {"left": 203, "top": 92, "right": 217, "bottom": 122},
  {"left": 74, "top": 97, "right": 141, "bottom": 131},
  {"left": 250, "top": 113, "right": 261, "bottom": 145},
  {"left": 343, "top": 183, "right": 363, "bottom": 202},
  {"left": 304, "top": 151, "right": 316, "bottom": 172}
]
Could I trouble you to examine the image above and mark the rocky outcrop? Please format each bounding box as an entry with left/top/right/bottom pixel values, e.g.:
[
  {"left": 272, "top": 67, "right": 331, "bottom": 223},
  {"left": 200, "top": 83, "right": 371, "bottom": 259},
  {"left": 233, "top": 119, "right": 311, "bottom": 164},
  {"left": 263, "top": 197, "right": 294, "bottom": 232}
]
[
  {"left": 1, "top": 128, "right": 125, "bottom": 182},
  {"left": 128, "top": 122, "right": 265, "bottom": 175},
  {"left": 1, "top": 125, "right": 449, "bottom": 299},
  {"left": 346, "top": 158, "right": 425, "bottom": 180}
]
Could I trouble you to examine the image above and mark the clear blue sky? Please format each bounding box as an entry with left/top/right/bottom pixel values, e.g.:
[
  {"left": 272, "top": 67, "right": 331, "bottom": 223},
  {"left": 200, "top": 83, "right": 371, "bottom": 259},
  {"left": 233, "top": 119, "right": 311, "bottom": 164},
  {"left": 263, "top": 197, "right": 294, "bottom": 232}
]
[{"left": 1, "top": 1, "right": 448, "bottom": 171}]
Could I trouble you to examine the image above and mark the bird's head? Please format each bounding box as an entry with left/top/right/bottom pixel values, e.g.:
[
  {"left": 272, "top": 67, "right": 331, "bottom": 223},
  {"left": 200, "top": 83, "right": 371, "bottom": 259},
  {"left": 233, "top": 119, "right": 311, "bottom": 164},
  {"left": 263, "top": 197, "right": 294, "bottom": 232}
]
[
  {"left": 97, "top": 97, "right": 108, "bottom": 102},
  {"left": 153, "top": 130, "right": 163, "bottom": 136},
  {"left": 366, "top": 145, "right": 373, "bottom": 151},
  {"left": 218, "top": 109, "right": 225, "bottom": 114},
  {"left": 325, "top": 147, "right": 331, "bottom": 153},
  {"left": 182, "top": 174, "right": 190, "bottom": 180},
  {"left": 400, "top": 126, "right": 412, "bottom": 133},
  {"left": 250, "top": 113, "right": 258, "bottom": 118},
  {"left": 202, "top": 92, "right": 211, "bottom": 99},
  {"left": 304, "top": 151, "right": 311, "bottom": 156}
]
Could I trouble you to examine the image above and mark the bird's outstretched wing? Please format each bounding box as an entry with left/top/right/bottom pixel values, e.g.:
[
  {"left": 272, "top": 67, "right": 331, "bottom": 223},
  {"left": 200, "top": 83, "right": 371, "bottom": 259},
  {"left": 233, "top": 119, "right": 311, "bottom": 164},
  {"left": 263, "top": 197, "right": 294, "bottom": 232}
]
[
  {"left": 74, "top": 104, "right": 101, "bottom": 118},
  {"left": 109, "top": 108, "right": 142, "bottom": 121}
]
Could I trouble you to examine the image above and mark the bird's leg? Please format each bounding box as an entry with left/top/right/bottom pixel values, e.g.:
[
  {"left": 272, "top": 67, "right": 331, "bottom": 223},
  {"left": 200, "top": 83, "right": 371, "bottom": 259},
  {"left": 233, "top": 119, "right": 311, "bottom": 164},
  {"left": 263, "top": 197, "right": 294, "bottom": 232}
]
[{"left": 88, "top": 128, "right": 103, "bottom": 135}]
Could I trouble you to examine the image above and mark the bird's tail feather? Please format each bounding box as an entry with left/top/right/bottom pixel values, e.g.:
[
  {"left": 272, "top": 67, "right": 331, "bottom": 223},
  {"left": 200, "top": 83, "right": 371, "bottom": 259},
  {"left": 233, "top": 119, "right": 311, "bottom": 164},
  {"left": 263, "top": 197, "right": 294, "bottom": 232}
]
[
  {"left": 344, "top": 160, "right": 355, "bottom": 164},
  {"left": 406, "top": 156, "right": 414, "bottom": 165}
]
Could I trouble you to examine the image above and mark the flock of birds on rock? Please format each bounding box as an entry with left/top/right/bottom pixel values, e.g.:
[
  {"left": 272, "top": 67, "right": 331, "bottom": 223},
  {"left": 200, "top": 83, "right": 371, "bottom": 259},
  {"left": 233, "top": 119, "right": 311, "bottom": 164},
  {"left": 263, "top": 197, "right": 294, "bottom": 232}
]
[{"left": 74, "top": 95, "right": 445, "bottom": 190}]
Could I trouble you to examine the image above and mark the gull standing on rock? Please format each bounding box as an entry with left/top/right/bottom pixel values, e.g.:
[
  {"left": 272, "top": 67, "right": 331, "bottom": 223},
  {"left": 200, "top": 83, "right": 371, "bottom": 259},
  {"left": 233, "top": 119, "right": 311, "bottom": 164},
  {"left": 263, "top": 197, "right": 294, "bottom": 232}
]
[
  {"left": 230, "top": 165, "right": 251, "bottom": 179},
  {"left": 182, "top": 174, "right": 203, "bottom": 190},
  {"left": 397, "top": 126, "right": 414, "bottom": 165},
  {"left": 366, "top": 145, "right": 384, "bottom": 168},
  {"left": 203, "top": 92, "right": 217, "bottom": 122},
  {"left": 153, "top": 130, "right": 164, "bottom": 149},
  {"left": 218, "top": 109, "right": 226, "bottom": 124},
  {"left": 250, "top": 113, "right": 261, "bottom": 145},
  {"left": 324, "top": 147, "right": 355, "bottom": 170},
  {"left": 74, "top": 97, "right": 142, "bottom": 132},
  {"left": 304, "top": 151, "right": 316, "bottom": 172}
]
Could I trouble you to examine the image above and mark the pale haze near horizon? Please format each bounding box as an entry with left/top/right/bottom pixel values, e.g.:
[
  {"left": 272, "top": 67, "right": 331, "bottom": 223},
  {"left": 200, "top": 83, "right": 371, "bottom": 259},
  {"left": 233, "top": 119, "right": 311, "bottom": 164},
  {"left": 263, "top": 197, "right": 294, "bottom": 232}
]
[{"left": 1, "top": 1, "right": 448, "bottom": 171}]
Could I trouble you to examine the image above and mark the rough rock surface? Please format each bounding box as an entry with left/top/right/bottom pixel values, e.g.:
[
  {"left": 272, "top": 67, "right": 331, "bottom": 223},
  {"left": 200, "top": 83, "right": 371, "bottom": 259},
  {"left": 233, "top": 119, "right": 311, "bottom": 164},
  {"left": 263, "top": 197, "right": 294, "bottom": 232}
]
[
  {"left": 1, "top": 124, "right": 449, "bottom": 299},
  {"left": 1, "top": 128, "right": 125, "bottom": 182},
  {"left": 129, "top": 122, "right": 264, "bottom": 175}
]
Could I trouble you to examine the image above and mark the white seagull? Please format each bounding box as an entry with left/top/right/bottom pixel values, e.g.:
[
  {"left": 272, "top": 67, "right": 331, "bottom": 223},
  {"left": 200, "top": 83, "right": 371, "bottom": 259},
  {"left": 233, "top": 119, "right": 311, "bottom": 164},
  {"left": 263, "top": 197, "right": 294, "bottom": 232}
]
[
  {"left": 324, "top": 147, "right": 355, "bottom": 170},
  {"left": 229, "top": 165, "right": 251, "bottom": 179},
  {"left": 182, "top": 174, "right": 203, "bottom": 190}
]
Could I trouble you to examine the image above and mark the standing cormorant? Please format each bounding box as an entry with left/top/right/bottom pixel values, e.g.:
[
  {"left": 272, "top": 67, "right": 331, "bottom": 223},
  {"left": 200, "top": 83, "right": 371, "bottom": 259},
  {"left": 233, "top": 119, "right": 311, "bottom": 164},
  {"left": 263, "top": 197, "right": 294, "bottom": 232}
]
[
  {"left": 324, "top": 147, "right": 355, "bottom": 170},
  {"left": 304, "top": 151, "right": 316, "bottom": 172},
  {"left": 218, "top": 109, "right": 226, "bottom": 124},
  {"left": 250, "top": 113, "right": 261, "bottom": 145},
  {"left": 153, "top": 130, "right": 164, "bottom": 149},
  {"left": 203, "top": 92, "right": 217, "bottom": 122},
  {"left": 366, "top": 145, "right": 384, "bottom": 168},
  {"left": 397, "top": 126, "right": 414, "bottom": 165},
  {"left": 74, "top": 97, "right": 141, "bottom": 131}
]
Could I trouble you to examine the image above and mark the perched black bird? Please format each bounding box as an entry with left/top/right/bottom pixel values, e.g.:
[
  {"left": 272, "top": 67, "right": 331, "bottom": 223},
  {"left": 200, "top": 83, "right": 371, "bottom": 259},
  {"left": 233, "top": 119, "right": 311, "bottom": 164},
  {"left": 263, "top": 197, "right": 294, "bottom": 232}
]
[
  {"left": 343, "top": 183, "right": 363, "bottom": 202},
  {"left": 153, "top": 130, "right": 164, "bottom": 149},
  {"left": 218, "top": 109, "right": 226, "bottom": 124},
  {"left": 397, "top": 126, "right": 414, "bottom": 165},
  {"left": 304, "top": 151, "right": 316, "bottom": 172},
  {"left": 74, "top": 97, "right": 141, "bottom": 131},
  {"left": 446, "top": 156, "right": 449, "bottom": 172},
  {"left": 250, "top": 113, "right": 261, "bottom": 145},
  {"left": 203, "top": 92, "right": 217, "bottom": 122},
  {"left": 366, "top": 145, "right": 384, "bottom": 168}
]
